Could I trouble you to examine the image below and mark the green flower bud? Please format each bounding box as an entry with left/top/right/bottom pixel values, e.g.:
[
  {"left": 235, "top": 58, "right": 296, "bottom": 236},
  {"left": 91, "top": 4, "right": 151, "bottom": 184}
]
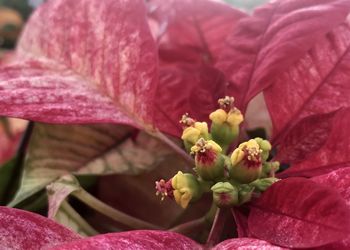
[
  {"left": 209, "top": 96, "right": 243, "bottom": 150},
  {"left": 171, "top": 171, "right": 202, "bottom": 209},
  {"left": 209, "top": 108, "right": 243, "bottom": 149},
  {"left": 191, "top": 138, "right": 225, "bottom": 181},
  {"left": 229, "top": 139, "right": 263, "bottom": 183},
  {"left": 254, "top": 137, "right": 272, "bottom": 161},
  {"left": 261, "top": 161, "right": 280, "bottom": 178},
  {"left": 250, "top": 177, "right": 279, "bottom": 192},
  {"left": 211, "top": 182, "right": 239, "bottom": 208},
  {"left": 238, "top": 184, "right": 255, "bottom": 205}
]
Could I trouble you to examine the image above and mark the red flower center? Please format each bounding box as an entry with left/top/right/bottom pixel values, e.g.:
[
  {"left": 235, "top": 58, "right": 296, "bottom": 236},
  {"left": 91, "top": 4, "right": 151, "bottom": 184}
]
[{"left": 242, "top": 146, "right": 262, "bottom": 168}]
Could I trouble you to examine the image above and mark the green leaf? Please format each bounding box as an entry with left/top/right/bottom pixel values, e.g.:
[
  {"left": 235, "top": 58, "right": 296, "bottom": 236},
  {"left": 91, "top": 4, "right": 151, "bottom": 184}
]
[
  {"left": 45, "top": 175, "right": 98, "bottom": 236},
  {"left": 9, "top": 124, "right": 173, "bottom": 206},
  {"left": 0, "top": 157, "right": 16, "bottom": 204},
  {"left": 54, "top": 201, "right": 98, "bottom": 237}
]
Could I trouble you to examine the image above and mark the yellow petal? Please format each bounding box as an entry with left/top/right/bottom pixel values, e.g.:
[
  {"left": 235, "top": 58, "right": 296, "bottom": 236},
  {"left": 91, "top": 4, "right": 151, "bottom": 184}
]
[
  {"left": 209, "top": 109, "right": 227, "bottom": 125},
  {"left": 181, "top": 127, "right": 200, "bottom": 145},
  {"left": 231, "top": 148, "right": 245, "bottom": 166},
  {"left": 239, "top": 139, "right": 260, "bottom": 150},
  {"left": 207, "top": 140, "right": 222, "bottom": 153},
  {"left": 180, "top": 191, "right": 192, "bottom": 209},
  {"left": 227, "top": 109, "right": 243, "bottom": 127},
  {"left": 171, "top": 171, "right": 183, "bottom": 189},
  {"left": 173, "top": 190, "right": 181, "bottom": 205},
  {"left": 194, "top": 122, "right": 209, "bottom": 135}
]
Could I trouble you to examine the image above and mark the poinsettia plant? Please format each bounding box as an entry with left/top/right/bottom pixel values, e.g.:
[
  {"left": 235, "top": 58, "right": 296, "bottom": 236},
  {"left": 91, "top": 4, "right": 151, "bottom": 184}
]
[{"left": 0, "top": 0, "right": 350, "bottom": 249}]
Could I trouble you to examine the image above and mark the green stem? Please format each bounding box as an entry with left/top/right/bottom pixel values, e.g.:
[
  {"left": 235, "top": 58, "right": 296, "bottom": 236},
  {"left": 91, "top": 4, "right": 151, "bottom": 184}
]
[
  {"left": 71, "top": 188, "right": 161, "bottom": 230},
  {"left": 205, "top": 202, "right": 218, "bottom": 223},
  {"left": 206, "top": 208, "right": 230, "bottom": 247},
  {"left": 60, "top": 200, "right": 98, "bottom": 236},
  {"left": 169, "top": 217, "right": 206, "bottom": 233},
  {"left": 168, "top": 203, "right": 217, "bottom": 234}
]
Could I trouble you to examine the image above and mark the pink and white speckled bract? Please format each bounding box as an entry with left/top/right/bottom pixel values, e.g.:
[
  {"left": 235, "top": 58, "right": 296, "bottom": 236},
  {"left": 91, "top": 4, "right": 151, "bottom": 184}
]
[{"left": 0, "top": 0, "right": 158, "bottom": 130}]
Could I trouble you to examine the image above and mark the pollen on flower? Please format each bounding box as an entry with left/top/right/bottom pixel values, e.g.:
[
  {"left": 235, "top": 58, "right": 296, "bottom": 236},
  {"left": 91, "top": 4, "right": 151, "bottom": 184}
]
[
  {"left": 179, "top": 113, "right": 196, "bottom": 128},
  {"left": 155, "top": 179, "right": 174, "bottom": 201},
  {"left": 191, "top": 138, "right": 208, "bottom": 154},
  {"left": 191, "top": 138, "right": 221, "bottom": 155},
  {"left": 242, "top": 145, "right": 262, "bottom": 168},
  {"left": 191, "top": 138, "right": 222, "bottom": 165},
  {"left": 218, "top": 96, "right": 235, "bottom": 112}
]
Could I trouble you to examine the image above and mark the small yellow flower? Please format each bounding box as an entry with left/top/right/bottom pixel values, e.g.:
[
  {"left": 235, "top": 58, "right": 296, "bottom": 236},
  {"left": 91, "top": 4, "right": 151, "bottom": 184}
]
[
  {"left": 171, "top": 171, "right": 200, "bottom": 209},
  {"left": 229, "top": 139, "right": 263, "bottom": 183},
  {"left": 181, "top": 127, "right": 200, "bottom": 145},
  {"left": 238, "top": 139, "right": 260, "bottom": 150},
  {"left": 190, "top": 139, "right": 222, "bottom": 155},
  {"left": 209, "top": 98, "right": 244, "bottom": 149},
  {"left": 227, "top": 108, "right": 244, "bottom": 127},
  {"left": 231, "top": 147, "right": 246, "bottom": 166},
  {"left": 209, "top": 109, "right": 227, "bottom": 125},
  {"left": 190, "top": 138, "right": 225, "bottom": 181},
  {"left": 181, "top": 122, "right": 209, "bottom": 145}
]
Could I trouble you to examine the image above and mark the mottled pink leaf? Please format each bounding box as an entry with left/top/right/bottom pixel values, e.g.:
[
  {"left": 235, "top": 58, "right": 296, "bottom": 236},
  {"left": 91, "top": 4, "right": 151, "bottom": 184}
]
[
  {"left": 249, "top": 178, "right": 350, "bottom": 248},
  {"left": 149, "top": 0, "right": 246, "bottom": 64},
  {"left": 213, "top": 238, "right": 287, "bottom": 250},
  {"left": 148, "top": 0, "right": 244, "bottom": 136},
  {"left": 217, "top": 0, "right": 350, "bottom": 110},
  {"left": 50, "top": 230, "right": 202, "bottom": 250},
  {"left": 313, "top": 236, "right": 350, "bottom": 250},
  {"left": 0, "top": 206, "right": 80, "bottom": 249},
  {"left": 278, "top": 108, "right": 350, "bottom": 178},
  {"left": 266, "top": 21, "right": 350, "bottom": 144},
  {"left": 0, "top": 0, "right": 158, "bottom": 130},
  {"left": 275, "top": 111, "right": 336, "bottom": 165},
  {"left": 312, "top": 168, "right": 350, "bottom": 209},
  {"left": 311, "top": 168, "right": 350, "bottom": 250},
  {"left": 155, "top": 64, "right": 226, "bottom": 136}
]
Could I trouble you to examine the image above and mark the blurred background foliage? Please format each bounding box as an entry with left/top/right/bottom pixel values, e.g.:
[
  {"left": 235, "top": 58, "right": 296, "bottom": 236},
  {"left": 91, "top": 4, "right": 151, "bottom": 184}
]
[
  {"left": 0, "top": 0, "right": 44, "bottom": 49},
  {"left": 224, "top": 0, "right": 269, "bottom": 12}
]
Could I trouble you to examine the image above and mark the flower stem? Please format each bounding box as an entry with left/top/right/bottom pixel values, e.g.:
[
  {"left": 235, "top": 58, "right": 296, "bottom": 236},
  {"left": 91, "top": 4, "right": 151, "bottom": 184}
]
[
  {"left": 169, "top": 202, "right": 217, "bottom": 234},
  {"left": 60, "top": 200, "right": 99, "bottom": 236},
  {"left": 71, "top": 188, "right": 161, "bottom": 230},
  {"left": 169, "top": 217, "right": 206, "bottom": 234},
  {"left": 206, "top": 208, "right": 230, "bottom": 247}
]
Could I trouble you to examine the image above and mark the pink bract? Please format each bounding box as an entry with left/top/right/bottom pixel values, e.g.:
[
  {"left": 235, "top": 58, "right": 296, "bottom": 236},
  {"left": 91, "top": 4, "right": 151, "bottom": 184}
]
[
  {"left": 0, "top": 206, "right": 80, "bottom": 249},
  {"left": 0, "top": 0, "right": 350, "bottom": 249},
  {"left": 0, "top": 0, "right": 158, "bottom": 130}
]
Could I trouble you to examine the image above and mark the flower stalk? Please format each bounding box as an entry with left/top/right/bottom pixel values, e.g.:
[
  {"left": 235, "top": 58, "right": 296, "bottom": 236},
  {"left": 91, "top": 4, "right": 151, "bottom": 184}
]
[{"left": 72, "top": 188, "right": 160, "bottom": 230}]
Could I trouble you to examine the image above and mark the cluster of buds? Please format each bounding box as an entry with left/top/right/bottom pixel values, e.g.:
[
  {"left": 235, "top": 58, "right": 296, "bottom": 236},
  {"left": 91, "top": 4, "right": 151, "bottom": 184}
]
[{"left": 156, "top": 96, "right": 280, "bottom": 209}]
